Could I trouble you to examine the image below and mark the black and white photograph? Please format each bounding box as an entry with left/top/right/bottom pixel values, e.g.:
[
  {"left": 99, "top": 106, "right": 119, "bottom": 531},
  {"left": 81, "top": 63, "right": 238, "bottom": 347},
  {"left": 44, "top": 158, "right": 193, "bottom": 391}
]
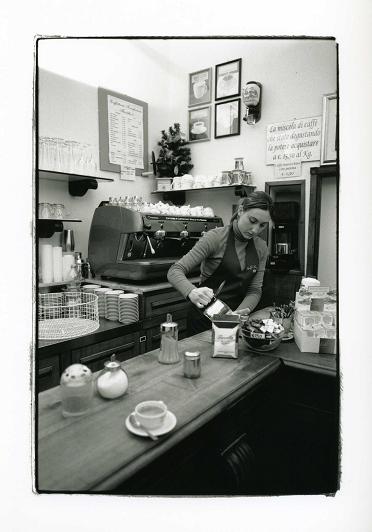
[
  {"left": 214, "top": 98, "right": 241, "bottom": 138},
  {"left": 34, "top": 36, "right": 340, "bottom": 498},
  {"left": 188, "top": 67, "right": 212, "bottom": 107},
  {"left": 215, "top": 57, "right": 242, "bottom": 100},
  {"left": 34, "top": 38, "right": 340, "bottom": 496},
  {"left": 3, "top": 8, "right": 372, "bottom": 531}
]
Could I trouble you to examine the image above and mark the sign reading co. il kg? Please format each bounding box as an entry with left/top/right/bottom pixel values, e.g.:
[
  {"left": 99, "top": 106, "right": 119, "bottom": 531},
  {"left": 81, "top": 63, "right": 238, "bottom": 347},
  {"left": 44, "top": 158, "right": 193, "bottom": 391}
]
[{"left": 266, "top": 116, "right": 322, "bottom": 165}]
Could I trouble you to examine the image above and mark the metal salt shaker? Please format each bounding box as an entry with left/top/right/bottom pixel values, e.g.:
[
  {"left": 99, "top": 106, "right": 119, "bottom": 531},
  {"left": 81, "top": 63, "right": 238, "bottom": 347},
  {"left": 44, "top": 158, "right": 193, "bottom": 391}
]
[{"left": 183, "top": 351, "right": 201, "bottom": 379}]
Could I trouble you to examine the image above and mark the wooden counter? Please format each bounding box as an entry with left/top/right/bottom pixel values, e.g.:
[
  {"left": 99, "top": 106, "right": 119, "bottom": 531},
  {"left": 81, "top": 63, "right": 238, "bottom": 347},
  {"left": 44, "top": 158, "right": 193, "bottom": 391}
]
[
  {"left": 37, "top": 333, "right": 282, "bottom": 492},
  {"left": 36, "top": 333, "right": 338, "bottom": 494}
]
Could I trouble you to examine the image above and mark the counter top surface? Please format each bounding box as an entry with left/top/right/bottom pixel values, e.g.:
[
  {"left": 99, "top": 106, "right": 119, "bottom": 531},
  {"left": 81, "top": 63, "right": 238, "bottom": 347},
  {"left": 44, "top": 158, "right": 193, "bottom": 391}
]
[
  {"left": 82, "top": 276, "right": 200, "bottom": 294},
  {"left": 37, "top": 333, "right": 282, "bottom": 492},
  {"left": 37, "top": 333, "right": 337, "bottom": 492}
]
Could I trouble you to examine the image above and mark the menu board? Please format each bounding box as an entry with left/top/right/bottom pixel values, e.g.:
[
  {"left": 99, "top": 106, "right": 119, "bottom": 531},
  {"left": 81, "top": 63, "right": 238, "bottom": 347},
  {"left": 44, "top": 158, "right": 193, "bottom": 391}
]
[
  {"left": 98, "top": 87, "right": 148, "bottom": 176},
  {"left": 266, "top": 116, "right": 322, "bottom": 165}
]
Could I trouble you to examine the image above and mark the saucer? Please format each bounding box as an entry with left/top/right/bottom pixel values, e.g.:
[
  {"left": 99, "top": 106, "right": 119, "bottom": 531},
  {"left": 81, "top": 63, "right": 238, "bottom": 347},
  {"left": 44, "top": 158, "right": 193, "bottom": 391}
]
[
  {"left": 282, "top": 332, "right": 294, "bottom": 342},
  {"left": 125, "top": 410, "right": 177, "bottom": 437}
]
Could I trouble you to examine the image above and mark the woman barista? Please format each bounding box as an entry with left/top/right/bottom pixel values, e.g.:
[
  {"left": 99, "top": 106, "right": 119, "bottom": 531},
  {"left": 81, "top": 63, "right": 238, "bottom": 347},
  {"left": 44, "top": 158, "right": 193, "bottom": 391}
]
[{"left": 167, "top": 191, "right": 273, "bottom": 334}]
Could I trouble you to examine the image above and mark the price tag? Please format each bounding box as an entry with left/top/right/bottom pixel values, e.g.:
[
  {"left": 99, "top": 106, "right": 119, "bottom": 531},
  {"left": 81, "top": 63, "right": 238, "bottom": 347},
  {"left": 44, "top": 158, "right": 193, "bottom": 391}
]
[{"left": 250, "top": 332, "right": 265, "bottom": 339}]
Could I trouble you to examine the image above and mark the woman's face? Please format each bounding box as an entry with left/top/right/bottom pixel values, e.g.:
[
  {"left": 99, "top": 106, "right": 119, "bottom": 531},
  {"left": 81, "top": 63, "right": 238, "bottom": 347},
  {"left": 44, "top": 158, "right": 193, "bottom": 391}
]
[{"left": 237, "top": 207, "right": 271, "bottom": 239}]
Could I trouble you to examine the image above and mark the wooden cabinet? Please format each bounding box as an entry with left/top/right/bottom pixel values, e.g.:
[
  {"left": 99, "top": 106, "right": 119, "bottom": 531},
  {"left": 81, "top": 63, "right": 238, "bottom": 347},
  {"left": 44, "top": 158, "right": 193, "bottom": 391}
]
[
  {"left": 37, "top": 354, "right": 61, "bottom": 393},
  {"left": 71, "top": 332, "right": 140, "bottom": 373},
  {"left": 109, "top": 364, "right": 338, "bottom": 496},
  {"left": 37, "top": 351, "right": 71, "bottom": 393}
]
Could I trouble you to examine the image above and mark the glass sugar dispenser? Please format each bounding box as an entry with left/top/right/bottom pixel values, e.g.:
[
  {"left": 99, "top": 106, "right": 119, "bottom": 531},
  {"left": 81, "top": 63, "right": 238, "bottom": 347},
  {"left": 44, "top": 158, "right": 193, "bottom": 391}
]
[
  {"left": 158, "top": 313, "right": 180, "bottom": 364},
  {"left": 96, "top": 354, "right": 129, "bottom": 399},
  {"left": 60, "top": 363, "right": 94, "bottom": 417}
]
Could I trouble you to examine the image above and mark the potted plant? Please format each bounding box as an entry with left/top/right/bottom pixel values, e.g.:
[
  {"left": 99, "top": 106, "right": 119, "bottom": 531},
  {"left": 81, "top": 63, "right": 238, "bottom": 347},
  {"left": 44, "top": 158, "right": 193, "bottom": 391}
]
[{"left": 156, "top": 123, "right": 193, "bottom": 177}]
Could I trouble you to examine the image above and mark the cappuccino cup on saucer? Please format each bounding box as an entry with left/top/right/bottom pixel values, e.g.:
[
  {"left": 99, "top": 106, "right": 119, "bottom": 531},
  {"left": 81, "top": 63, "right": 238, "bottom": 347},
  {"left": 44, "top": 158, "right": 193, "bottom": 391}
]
[{"left": 135, "top": 400, "right": 167, "bottom": 430}]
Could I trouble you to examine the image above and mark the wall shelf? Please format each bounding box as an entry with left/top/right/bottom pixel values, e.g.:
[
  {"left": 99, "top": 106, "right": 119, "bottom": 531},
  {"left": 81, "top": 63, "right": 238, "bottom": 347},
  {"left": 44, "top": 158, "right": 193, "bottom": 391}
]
[
  {"left": 37, "top": 218, "right": 82, "bottom": 238},
  {"left": 38, "top": 169, "right": 114, "bottom": 197},
  {"left": 151, "top": 185, "right": 255, "bottom": 205}
]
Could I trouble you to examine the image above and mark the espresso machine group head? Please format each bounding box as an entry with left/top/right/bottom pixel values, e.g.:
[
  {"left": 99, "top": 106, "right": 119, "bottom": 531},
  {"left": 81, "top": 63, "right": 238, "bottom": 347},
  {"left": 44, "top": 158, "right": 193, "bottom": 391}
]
[{"left": 88, "top": 203, "right": 223, "bottom": 281}]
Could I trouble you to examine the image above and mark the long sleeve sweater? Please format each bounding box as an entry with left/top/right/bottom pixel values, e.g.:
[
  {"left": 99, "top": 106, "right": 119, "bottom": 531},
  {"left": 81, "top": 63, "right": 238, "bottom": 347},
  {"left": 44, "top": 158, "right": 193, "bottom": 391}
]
[{"left": 167, "top": 225, "right": 268, "bottom": 312}]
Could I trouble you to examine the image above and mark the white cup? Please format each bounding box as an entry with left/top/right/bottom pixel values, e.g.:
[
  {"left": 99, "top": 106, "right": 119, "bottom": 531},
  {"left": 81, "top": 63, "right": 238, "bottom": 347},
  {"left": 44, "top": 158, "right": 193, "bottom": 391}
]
[
  {"left": 193, "top": 81, "right": 207, "bottom": 99},
  {"left": 134, "top": 400, "right": 167, "bottom": 430}
]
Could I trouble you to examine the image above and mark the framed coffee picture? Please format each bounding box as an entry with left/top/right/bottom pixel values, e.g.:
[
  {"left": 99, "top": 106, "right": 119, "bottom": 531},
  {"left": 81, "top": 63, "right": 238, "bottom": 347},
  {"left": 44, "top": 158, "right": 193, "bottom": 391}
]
[
  {"left": 188, "top": 106, "right": 211, "bottom": 143},
  {"left": 188, "top": 67, "right": 212, "bottom": 107},
  {"left": 215, "top": 58, "right": 241, "bottom": 101},
  {"left": 214, "top": 99, "right": 241, "bottom": 139}
]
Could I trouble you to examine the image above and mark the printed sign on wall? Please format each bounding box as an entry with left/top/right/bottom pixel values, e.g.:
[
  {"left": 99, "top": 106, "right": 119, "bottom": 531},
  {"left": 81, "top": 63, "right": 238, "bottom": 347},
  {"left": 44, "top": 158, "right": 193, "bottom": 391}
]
[
  {"left": 266, "top": 116, "right": 322, "bottom": 164},
  {"left": 274, "top": 162, "right": 302, "bottom": 178}
]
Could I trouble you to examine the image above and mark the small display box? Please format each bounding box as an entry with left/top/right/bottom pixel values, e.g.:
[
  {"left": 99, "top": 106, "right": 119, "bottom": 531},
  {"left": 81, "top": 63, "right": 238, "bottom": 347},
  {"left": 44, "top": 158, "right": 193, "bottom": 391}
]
[{"left": 156, "top": 178, "right": 173, "bottom": 191}]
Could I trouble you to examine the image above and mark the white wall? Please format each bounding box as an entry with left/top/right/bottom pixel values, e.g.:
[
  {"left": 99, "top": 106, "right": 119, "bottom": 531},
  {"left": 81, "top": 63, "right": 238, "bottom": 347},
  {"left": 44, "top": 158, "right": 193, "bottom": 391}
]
[
  {"left": 38, "top": 38, "right": 337, "bottom": 260},
  {"left": 38, "top": 39, "right": 185, "bottom": 257}
]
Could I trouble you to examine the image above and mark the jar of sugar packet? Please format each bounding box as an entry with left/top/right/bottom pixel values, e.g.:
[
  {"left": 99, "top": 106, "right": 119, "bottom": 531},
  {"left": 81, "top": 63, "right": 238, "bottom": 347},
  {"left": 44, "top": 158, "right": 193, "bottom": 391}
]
[{"left": 96, "top": 354, "right": 128, "bottom": 399}]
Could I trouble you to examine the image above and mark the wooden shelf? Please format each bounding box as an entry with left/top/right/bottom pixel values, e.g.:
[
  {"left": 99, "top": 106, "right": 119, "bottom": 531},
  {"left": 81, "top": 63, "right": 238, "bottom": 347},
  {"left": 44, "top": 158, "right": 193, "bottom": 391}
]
[
  {"left": 38, "top": 169, "right": 114, "bottom": 197},
  {"left": 151, "top": 184, "right": 255, "bottom": 205},
  {"left": 37, "top": 218, "right": 82, "bottom": 238},
  {"left": 39, "top": 169, "right": 114, "bottom": 183},
  {"left": 38, "top": 218, "right": 82, "bottom": 223},
  {"left": 151, "top": 184, "right": 255, "bottom": 194}
]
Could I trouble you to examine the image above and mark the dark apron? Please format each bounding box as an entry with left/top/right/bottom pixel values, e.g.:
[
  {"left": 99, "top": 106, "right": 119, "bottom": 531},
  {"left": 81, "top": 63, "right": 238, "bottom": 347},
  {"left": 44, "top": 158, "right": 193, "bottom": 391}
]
[{"left": 188, "top": 225, "right": 259, "bottom": 334}]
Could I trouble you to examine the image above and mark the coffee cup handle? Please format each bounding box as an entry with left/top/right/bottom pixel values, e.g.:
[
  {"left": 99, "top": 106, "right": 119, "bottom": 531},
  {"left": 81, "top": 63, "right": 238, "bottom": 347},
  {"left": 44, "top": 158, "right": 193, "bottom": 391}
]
[{"left": 157, "top": 401, "right": 167, "bottom": 411}]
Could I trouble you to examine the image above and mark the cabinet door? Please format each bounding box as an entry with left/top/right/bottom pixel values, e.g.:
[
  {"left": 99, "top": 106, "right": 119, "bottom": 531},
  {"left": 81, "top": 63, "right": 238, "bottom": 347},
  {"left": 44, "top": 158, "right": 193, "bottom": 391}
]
[
  {"left": 71, "top": 333, "right": 140, "bottom": 373},
  {"left": 37, "top": 354, "right": 60, "bottom": 393}
]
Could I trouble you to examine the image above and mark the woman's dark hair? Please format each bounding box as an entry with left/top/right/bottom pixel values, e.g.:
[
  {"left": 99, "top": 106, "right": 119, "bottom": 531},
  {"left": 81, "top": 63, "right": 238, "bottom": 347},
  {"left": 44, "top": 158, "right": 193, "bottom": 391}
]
[{"left": 231, "top": 190, "right": 274, "bottom": 221}]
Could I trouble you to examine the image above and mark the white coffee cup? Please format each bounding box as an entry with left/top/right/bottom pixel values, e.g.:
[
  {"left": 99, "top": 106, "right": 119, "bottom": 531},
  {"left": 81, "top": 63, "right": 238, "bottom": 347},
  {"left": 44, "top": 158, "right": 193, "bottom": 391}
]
[
  {"left": 134, "top": 400, "right": 167, "bottom": 430},
  {"left": 193, "top": 80, "right": 207, "bottom": 99}
]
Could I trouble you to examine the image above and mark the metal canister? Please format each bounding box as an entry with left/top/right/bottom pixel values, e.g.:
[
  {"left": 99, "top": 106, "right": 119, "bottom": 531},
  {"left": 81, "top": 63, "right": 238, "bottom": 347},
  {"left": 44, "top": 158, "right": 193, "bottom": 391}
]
[
  {"left": 183, "top": 351, "right": 201, "bottom": 379},
  {"left": 158, "top": 313, "right": 179, "bottom": 364}
]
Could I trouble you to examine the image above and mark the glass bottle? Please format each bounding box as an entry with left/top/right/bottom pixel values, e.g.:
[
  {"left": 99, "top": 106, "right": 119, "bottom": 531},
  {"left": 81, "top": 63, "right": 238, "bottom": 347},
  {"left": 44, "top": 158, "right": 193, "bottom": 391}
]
[
  {"left": 234, "top": 157, "right": 244, "bottom": 170},
  {"left": 158, "top": 313, "right": 180, "bottom": 364},
  {"left": 60, "top": 363, "right": 93, "bottom": 417}
]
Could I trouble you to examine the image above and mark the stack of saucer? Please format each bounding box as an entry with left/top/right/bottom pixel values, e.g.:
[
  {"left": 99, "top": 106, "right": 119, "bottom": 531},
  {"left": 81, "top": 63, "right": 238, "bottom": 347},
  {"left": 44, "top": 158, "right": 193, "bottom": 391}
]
[
  {"left": 94, "top": 287, "right": 111, "bottom": 317},
  {"left": 82, "top": 284, "right": 100, "bottom": 294},
  {"left": 104, "top": 290, "right": 124, "bottom": 321},
  {"left": 118, "top": 293, "right": 139, "bottom": 324}
]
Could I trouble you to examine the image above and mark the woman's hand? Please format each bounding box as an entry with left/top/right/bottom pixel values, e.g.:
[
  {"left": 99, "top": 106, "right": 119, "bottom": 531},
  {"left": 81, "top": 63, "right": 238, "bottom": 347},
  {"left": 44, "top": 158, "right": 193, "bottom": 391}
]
[{"left": 188, "top": 287, "right": 214, "bottom": 308}]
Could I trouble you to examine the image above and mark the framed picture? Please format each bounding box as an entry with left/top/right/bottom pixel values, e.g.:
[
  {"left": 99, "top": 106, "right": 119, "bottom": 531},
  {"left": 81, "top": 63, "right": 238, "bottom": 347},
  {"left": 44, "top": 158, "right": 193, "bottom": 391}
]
[
  {"left": 320, "top": 92, "right": 338, "bottom": 165},
  {"left": 214, "top": 99, "right": 241, "bottom": 139},
  {"left": 215, "top": 58, "right": 242, "bottom": 101},
  {"left": 188, "top": 67, "right": 212, "bottom": 107},
  {"left": 188, "top": 106, "right": 211, "bottom": 143}
]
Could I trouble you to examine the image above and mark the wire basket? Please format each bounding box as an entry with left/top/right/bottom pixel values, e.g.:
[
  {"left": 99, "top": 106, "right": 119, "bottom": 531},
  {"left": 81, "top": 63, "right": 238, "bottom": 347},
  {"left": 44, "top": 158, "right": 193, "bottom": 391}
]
[{"left": 38, "top": 292, "right": 99, "bottom": 340}]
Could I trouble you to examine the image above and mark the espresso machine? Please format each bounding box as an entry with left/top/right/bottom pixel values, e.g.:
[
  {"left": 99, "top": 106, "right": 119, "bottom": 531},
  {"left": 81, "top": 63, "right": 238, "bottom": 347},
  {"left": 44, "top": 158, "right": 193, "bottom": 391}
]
[{"left": 88, "top": 203, "right": 223, "bottom": 281}]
